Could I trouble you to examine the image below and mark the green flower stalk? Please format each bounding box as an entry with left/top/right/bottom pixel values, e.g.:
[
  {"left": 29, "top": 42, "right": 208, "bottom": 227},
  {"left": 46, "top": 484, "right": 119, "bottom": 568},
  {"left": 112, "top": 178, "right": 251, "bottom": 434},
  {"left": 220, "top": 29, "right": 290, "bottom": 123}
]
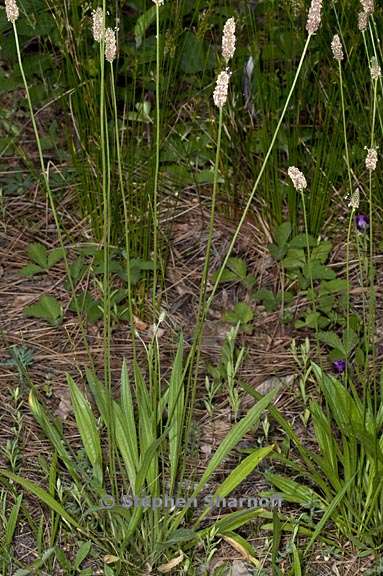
[
  {"left": 288, "top": 167, "right": 321, "bottom": 351},
  {"left": 332, "top": 32, "right": 353, "bottom": 380},
  {"left": 8, "top": 0, "right": 94, "bottom": 366},
  {"left": 151, "top": 0, "right": 163, "bottom": 319}
]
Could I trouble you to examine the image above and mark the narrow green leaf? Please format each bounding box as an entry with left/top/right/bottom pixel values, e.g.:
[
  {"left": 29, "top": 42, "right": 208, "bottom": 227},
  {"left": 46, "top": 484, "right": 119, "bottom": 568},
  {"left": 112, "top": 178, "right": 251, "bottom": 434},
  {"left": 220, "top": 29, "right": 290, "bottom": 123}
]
[
  {"left": 265, "top": 473, "right": 322, "bottom": 507},
  {"left": 291, "top": 542, "right": 302, "bottom": 576},
  {"left": 68, "top": 376, "right": 103, "bottom": 486},
  {"left": 5, "top": 494, "right": 22, "bottom": 548},
  {"left": 197, "top": 446, "right": 274, "bottom": 525},
  {"left": 271, "top": 509, "right": 282, "bottom": 573},
  {"left": 199, "top": 508, "right": 265, "bottom": 536},
  {"left": 304, "top": 476, "right": 355, "bottom": 554},
  {"left": 0, "top": 470, "right": 80, "bottom": 529},
  {"left": 222, "top": 531, "right": 260, "bottom": 566},
  {"left": 28, "top": 389, "right": 77, "bottom": 480},
  {"left": 216, "top": 446, "right": 274, "bottom": 499},
  {"left": 192, "top": 388, "right": 277, "bottom": 501},
  {"left": 114, "top": 402, "right": 137, "bottom": 489},
  {"left": 74, "top": 541, "right": 92, "bottom": 569},
  {"left": 120, "top": 361, "right": 139, "bottom": 467},
  {"left": 86, "top": 369, "right": 109, "bottom": 425},
  {"left": 167, "top": 335, "right": 185, "bottom": 490}
]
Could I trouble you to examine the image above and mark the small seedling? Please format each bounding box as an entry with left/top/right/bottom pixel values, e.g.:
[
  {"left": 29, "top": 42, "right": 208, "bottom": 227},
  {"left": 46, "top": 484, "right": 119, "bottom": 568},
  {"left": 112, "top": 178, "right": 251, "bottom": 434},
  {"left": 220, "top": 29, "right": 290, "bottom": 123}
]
[{"left": 204, "top": 375, "right": 222, "bottom": 418}]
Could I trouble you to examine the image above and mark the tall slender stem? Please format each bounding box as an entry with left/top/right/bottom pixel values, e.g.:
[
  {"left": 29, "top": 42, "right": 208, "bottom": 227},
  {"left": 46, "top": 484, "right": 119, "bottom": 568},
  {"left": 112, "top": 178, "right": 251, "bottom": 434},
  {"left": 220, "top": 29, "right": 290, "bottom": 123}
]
[
  {"left": 177, "top": 33, "right": 313, "bottom": 532},
  {"left": 12, "top": 22, "right": 93, "bottom": 366},
  {"left": 152, "top": 3, "right": 161, "bottom": 319},
  {"left": 205, "top": 34, "right": 312, "bottom": 313},
  {"left": 182, "top": 107, "right": 224, "bottom": 472},
  {"left": 98, "top": 2, "right": 115, "bottom": 492},
  {"left": 110, "top": 66, "right": 137, "bottom": 362},
  {"left": 338, "top": 59, "right": 353, "bottom": 381}
]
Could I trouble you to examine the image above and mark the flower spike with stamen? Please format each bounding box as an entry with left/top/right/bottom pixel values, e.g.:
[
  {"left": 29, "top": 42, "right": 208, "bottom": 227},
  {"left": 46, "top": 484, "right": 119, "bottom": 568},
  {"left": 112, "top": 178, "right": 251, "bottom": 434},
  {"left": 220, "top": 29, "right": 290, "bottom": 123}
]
[
  {"left": 331, "top": 34, "right": 344, "bottom": 61},
  {"left": 288, "top": 166, "right": 307, "bottom": 191},
  {"left": 370, "top": 56, "right": 381, "bottom": 80},
  {"left": 358, "top": 11, "right": 369, "bottom": 31},
  {"left": 5, "top": 0, "right": 19, "bottom": 23},
  {"left": 348, "top": 189, "right": 360, "bottom": 209},
  {"left": 213, "top": 69, "right": 231, "bottom": 108},
  {"left": 306, "top": 0, "right": 323, "bottom": 35},
  {"left": 222, "top": 17, "right": 236, "bottom": 64},
  {"left": 360, "top": 0, "right": 374, "bottom": 14},
  {"left": 105, "top": 27, "right": 117, "bottom": 62},
  {"left": 92, "top": 7, "right": 105, "bottom": 42},
  {"left": 365, "top": 147, "right": 378, "bottom": 172}
]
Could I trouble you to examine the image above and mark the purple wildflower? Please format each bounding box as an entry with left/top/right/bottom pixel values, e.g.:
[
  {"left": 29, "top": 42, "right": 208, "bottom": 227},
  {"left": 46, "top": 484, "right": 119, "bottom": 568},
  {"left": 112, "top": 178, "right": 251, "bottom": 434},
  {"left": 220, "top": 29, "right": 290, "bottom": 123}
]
[
  {"left": 332, "top": 359, "right": 346, "bottom": 374},
  {"left": 355, "top": 214, "right": 369, "bottom": 232}
]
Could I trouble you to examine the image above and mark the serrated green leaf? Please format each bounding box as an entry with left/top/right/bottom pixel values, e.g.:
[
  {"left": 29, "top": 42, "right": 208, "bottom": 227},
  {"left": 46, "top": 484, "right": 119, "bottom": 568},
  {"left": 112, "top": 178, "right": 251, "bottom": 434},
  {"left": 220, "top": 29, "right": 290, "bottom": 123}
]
[
  {"left": 24, "top": 295, "right": 63, "bottom": 326},
  {"left": 224, "top": 302, "right": 254, "bottom": 324},
  {"left": 311, "top": 241, "right": 332, "bottom": 263},
  {"left": 319, "top": 279, "right": 349, "bottom": 294},
  {"left": 303, "top": 261, "right": 336, "bottom": 281},
  {"left": 288, "top": 233, "right": 316, "bottom": 248},
  {"left": 274, "top": 222, "right": 292, "bottom": 247},
  {"left": 19, "top": 263, "right": 44, "bottom": 277},
  {"left": 212, "top": 257, "right": 247, "bottom": 283},
  {"left": 69, "top": 293, "right": 102, "bottom": 324},
  {"left": 318, "top": 331, "right": 346, "bottom": 355},
  {"left": 66, "top": 257, "right": 87, "bottom": 288},
  {"left": 268, "top": 243, "right": 287, "bottom": 261},
  {"left": 253, "top": 289, "right": 277, "bottom": 312},
  {"left": 47, "top": 247, "right": 66, "bottom": 268},
  {"left": 282, "top": 257, "right": 304, "bottom": 270},
  {"left": 27, "top": 242, "right": 48, "bottom": 268}
]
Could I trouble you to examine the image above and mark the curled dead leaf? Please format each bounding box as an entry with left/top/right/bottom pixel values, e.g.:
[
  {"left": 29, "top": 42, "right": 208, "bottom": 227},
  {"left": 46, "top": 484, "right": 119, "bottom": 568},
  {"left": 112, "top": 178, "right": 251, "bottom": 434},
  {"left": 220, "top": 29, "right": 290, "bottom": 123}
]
[
  {"left": 103, "top": 554, "right": 120, "bottom": 564},
  {"left": 133, "top": 315, "right": 148, "bottom": 331},
  {"left": 158, "top": 551, "right": 184, "bottom": 573},
  {"left": 55, "top": 390, "right": 72, "bottom": 421},
  {"left": 222, "top": 535, "right": 259, "bottom": 567}
]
